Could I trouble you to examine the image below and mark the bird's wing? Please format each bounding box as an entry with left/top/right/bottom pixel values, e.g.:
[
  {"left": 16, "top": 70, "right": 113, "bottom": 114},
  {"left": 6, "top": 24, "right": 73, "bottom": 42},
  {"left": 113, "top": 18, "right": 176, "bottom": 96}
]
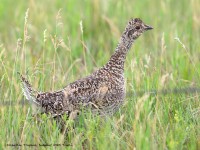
[
  {"left": 64, "top": 76, "right": 109, "bottom": 111},
  {"left": 35, "top": 90, "right": 66, "bottom": 116},
  {"left": 19, "top": 73, "right": 109, "bottom": 116}
]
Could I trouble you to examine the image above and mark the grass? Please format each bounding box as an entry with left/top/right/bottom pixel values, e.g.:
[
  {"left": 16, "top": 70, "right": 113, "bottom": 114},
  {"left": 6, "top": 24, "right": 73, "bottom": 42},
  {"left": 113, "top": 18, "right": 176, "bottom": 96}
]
[{"left": 0, "top": 0, "right": 200, "bottom": 149}]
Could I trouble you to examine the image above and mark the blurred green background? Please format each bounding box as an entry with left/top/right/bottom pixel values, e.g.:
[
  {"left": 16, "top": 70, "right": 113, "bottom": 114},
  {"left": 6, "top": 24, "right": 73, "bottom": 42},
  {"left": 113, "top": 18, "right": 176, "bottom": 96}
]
[{"left": 0, "top": 0, "right": 199, "bottom": 149}]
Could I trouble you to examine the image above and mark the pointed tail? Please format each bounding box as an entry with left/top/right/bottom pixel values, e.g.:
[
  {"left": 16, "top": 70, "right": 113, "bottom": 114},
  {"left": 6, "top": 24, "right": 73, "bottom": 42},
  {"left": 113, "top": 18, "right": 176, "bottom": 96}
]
[{"left": 18, "top": 72, "right": 40, "bottom": 106}]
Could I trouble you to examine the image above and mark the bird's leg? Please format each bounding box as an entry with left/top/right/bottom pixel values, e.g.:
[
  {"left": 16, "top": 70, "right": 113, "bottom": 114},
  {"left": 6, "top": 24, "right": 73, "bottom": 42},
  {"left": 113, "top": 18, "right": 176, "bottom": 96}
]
[{"left": 69, "top": 110, "right": 80, "bottom": 120}]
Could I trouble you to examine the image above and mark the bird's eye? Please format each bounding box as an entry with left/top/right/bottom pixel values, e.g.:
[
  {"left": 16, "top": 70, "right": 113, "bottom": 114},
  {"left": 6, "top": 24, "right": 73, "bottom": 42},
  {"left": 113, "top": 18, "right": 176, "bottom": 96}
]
[{"left": 135, "top": 26, "right": 140, "bottom": 30}]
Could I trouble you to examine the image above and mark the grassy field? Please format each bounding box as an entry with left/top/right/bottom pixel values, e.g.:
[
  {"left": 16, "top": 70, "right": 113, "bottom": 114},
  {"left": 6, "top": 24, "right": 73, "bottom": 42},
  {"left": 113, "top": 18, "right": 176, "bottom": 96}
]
[{"left": 0, "top": 0, "right": 200, "bottom": 149}]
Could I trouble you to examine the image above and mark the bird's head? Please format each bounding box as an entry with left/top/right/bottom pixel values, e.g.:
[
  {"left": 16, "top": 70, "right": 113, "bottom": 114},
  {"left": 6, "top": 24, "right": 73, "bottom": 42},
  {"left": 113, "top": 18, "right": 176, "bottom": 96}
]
[{"left": 125, "top": 18, "right": 153, "bottom": 40}]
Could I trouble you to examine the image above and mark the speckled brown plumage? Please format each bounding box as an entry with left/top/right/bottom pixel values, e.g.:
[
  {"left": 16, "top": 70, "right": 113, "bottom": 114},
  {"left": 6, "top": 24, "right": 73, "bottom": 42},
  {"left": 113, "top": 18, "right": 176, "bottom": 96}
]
[{"left": 19, "top": 18, "right": 153, "bottom": 119}]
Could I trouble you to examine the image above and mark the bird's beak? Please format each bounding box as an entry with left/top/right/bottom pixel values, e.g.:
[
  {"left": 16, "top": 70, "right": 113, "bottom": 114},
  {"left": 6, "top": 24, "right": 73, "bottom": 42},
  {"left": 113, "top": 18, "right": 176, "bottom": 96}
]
[{"left": 144, "top": 24, "right": 153, "bottom": 30}]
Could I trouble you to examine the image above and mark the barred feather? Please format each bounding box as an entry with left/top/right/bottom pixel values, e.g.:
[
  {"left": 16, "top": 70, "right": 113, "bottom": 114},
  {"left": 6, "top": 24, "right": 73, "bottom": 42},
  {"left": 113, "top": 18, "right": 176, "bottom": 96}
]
[{"left": 18, "top": 73, "right": 41, "bottom": 113}]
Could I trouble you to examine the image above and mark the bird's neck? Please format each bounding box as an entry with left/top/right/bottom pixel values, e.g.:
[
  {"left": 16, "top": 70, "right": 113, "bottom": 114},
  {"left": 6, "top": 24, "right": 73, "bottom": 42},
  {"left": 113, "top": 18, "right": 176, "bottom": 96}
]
[{"left": 104, "top": 33, "right": 135, "bottom": 74}]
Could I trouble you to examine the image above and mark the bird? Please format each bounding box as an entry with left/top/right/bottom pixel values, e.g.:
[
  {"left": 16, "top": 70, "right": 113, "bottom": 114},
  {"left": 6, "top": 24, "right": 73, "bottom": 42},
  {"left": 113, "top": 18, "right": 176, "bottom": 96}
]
[{"left": 19, "top": 18, "right": 153, "bottom": 120}]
